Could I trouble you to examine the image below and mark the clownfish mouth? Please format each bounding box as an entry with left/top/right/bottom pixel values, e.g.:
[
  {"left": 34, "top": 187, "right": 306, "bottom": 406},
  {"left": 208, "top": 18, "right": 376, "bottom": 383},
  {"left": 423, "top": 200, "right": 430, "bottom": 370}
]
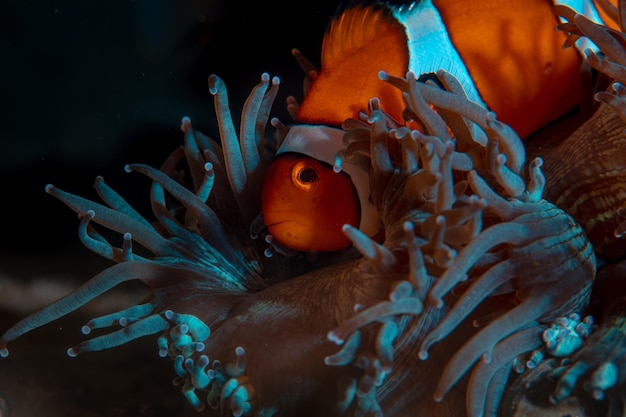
[{"left": 265, "top": 219, "right": 353, "bottom": 253}]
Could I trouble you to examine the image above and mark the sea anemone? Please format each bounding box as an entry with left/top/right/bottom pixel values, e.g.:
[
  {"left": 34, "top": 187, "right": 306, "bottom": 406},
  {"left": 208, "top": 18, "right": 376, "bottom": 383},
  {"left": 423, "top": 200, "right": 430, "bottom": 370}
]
[
  {"left": 0, "top": 67, "right": 598, "bottom": 416},
  {"left": 5, "top": 1, "right": 626, "bottom": 415}
]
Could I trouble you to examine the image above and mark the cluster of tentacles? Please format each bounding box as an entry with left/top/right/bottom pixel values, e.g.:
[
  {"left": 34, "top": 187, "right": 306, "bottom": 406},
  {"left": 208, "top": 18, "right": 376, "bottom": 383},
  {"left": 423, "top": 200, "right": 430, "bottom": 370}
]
[
  {"left": 0, "top": 64, "right": 600, "bottom": 417},
  {"left": 321, "top": 69, "right": 599, "bottom": 417}
]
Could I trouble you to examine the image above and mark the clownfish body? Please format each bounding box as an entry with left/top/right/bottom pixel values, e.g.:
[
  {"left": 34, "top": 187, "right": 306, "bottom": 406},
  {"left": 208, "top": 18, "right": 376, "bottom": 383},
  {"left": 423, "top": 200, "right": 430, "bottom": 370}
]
[{"left": 261, "top": 0, "right": 604, "bottom": 253}]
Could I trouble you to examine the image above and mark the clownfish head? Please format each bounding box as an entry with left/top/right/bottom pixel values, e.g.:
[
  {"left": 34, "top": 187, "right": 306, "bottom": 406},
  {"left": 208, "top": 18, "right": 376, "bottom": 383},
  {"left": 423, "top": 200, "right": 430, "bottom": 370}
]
[
  {"left": 261, "top": 125, "right": 380, "bottom": 252},
  {"left": 261, "top": 153, "right": 358, "bottom": 252}
]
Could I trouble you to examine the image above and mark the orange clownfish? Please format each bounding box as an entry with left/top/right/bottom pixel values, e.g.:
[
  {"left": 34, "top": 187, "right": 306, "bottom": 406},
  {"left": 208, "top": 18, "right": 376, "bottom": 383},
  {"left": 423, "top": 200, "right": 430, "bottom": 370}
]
[{"left": 261, "top": 0, "right": 604, "bottom": 253}]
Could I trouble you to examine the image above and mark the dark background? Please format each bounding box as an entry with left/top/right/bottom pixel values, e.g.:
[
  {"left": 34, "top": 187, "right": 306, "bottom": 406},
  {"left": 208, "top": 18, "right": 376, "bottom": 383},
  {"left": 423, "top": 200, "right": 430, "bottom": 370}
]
[
  {"left": 0, "top": 1, "right": 340, "bottom": 416},
  {"left": 0, "top": 0, "right": 340, "bottom": 275}
]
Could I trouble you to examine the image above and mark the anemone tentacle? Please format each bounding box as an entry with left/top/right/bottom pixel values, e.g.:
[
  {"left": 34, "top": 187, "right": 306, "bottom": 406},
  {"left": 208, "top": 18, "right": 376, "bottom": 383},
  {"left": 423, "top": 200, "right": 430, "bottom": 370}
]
[
  {"left": 76, "top": 210, "right": 136, "bottom": 263},
  {"left": 93, "top": 175, "right": 153, "bottom": 227},
  {"left": 466, "top": 325, "right": 546, "bottom": 417},
  {"left": 0, "top": 261, "right": 157, "bottom": 356},
  {"left": 67, "top": 313, "right": 170, "bottom": 357},
  {"left": 82, "top": 302, "right": 155, "bottom": 333},
  {"left": 45, "top": 184, "right": 176, "bottom": 256},
  {"left": 431, "top": 292, "right": 564, "bottom": 401},
  {"left": 125, "top": 163, "right": 236, "bottom": 261},
  {"left": 208, "top": 73, "right": 279, "bottom": 224}
]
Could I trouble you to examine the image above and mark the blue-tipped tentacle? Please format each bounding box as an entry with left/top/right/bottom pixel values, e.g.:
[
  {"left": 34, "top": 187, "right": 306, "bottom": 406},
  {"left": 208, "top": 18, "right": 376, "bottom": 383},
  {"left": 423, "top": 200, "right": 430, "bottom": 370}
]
[
  {"left": 0, "top": 261, "right": 160, "bottom": 356},
  {"left": 325, "top": 331, "right": 362, "bottom": 366},
  {"left": 45, "top": 184, "right": 178, "bottom": 257},
  {"left": 403, "top": 222, "right": 430, "bottom": 291},
  {"left": 184, "top": 354, "right": 211, "bottom": 389},
  {"left": 77, "top": 210, "right": 139, "bottom": 263},
  {"left": 342, "top": 224, "right": 398, "bottom": 273},
  {"left": 255, "top": 76, "right": 280, "bottom": 150},
  {"left": 194, "top": 162, "right": 215, "bottom": 204},
  {"left": 466, "top": 325, "right": 545, "bottom": 417},
  {"left": 180, "top": 116, "right": 213, "bottom": 192},
  {"left": 240, "top": 72, "right": 271, "bottom": 174},
  {"left": 403, "top": 78, "right": 450, "bottom": 140},
  {"left": 164, "top": 310, "right": 211, "bottom": 342},
  {"left": 224, "top": 346, "right": 247, "bottom": 378},
  {"left": 125, "top": 163, "right": 235, "bottom": 258},
  {"left": 431, "top": 291, "right": 557, "bottom": 402},
  {"left": 81, "top": 303, "right": 155, "bottom": 334},
  {"left": 484, "top": 138, "right": 525, "bottom": 197},
  {"left": 67, "top": 313, "right": 169, "bottom": 357},
  {"left": 328, "top": 297, "right": 422, "bottom": 345},
  {"left": 208, "top": 73, "right": 279, "bottom": 224},
  {"left": 93, "top": 175, "right": 153, "bottom": 228},
  {"left": 420, "top": 259, "right": 515, "bottom": 357},
  {"left": 376, "top": 320, "right": 399, "bottom": 373},
  {"left": 426, "top": 223, "right": 530, "bottom": 308}
]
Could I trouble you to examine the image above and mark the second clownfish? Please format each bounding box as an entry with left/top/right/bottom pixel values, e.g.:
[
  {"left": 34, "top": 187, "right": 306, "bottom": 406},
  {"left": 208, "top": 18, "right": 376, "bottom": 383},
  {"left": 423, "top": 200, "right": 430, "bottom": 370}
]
[{"left": 261, "top": 0, "right": 604, "bottom": 253}]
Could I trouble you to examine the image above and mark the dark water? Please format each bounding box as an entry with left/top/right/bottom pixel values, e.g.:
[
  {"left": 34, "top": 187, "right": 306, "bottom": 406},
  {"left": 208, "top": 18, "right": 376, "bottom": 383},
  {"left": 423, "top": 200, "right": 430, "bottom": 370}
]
[
  {"left": 0, "top": 0, "right": 338, "bottom": 257},
  {"left": 0, "top": 1, "right": 338, "bottom": 416}
]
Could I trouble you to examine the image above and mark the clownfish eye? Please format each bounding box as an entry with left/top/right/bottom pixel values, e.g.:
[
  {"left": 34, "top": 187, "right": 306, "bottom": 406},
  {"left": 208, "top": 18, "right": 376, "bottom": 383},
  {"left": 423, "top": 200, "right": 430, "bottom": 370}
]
[
  {"left": 298, "top": 167, "right": 317, "bottom": 183},
  {"left": 291, "top": 161, "right": 320, "bottom": 190}
]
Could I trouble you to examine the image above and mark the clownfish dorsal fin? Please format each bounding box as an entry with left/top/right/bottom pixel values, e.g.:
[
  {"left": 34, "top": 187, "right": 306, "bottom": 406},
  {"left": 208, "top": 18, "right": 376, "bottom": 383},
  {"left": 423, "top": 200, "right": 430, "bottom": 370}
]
[{"left": 296, "top": 2, "right": 409, "bottom": 126}]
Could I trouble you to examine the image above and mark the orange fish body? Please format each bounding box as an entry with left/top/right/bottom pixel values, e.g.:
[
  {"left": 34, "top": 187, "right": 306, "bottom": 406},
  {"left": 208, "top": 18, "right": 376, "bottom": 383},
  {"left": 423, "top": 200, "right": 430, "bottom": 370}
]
[{"left": 262, "top": 0, "right": 604, "bottom": 253}]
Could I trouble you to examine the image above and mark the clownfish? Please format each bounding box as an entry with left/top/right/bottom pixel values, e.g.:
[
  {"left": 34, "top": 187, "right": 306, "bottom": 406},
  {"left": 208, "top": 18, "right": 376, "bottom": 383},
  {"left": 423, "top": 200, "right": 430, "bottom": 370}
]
[{"left": 261, "top": 0, "right": 606, "bottom": 253}]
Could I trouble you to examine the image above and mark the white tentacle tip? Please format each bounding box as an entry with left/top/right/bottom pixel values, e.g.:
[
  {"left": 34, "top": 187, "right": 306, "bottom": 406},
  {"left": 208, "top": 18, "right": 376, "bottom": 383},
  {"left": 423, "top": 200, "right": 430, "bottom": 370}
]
[
  {"left": 429, "top": 295, "right": 444, "bottom": 309},
  {"left": 486, "top": 111, "right": 498, "bottom": 123},
  {"left": 327, "top": 330, "right": 343, "bottom": 345},
  {"left": 207, "top": 74, "right": 219, "bottom": 95},
  {"left": 180, "top": 116, "right": 191, "bottom": 129}
]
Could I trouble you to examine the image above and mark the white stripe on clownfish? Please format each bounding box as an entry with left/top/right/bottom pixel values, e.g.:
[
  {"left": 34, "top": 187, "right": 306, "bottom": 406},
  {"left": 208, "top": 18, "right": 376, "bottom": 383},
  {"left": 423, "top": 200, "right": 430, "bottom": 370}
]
[{"left": 392, "top": 0, "right": 487, "bottom": 111}]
